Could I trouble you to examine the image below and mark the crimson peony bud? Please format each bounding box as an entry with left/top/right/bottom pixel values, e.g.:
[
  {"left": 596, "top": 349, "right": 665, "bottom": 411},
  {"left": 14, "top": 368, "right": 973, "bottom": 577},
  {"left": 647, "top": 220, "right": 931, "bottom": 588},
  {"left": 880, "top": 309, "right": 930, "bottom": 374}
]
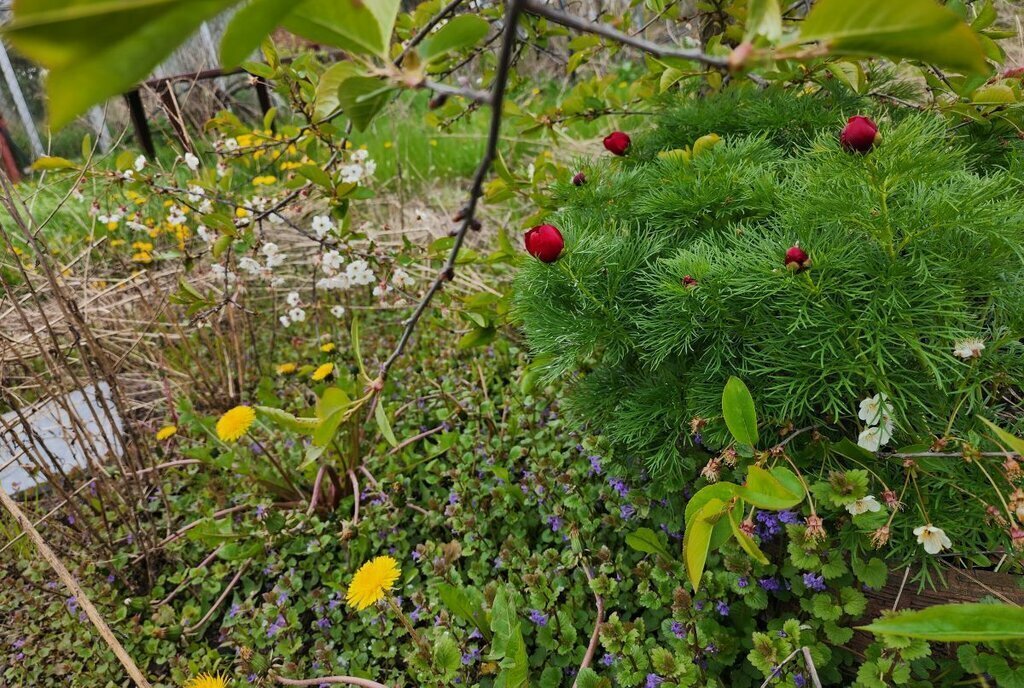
[
  {"left": 572, "top": 172, "right": 587, "bottom": 186},
  {"left": 524, "top": 224, "right": 564, "bottom": 263},
  {"left": 785, "top": 244, "right": 810, "bottom": 271},
  {"left": 682, "top": 275, "right": 698, "bottom": 288},
  {"left": 839, "top": 115, "right": 880, "bottom": 153},
  {"left": 603, "top": 131, "right": 631, "bottom": 156}
]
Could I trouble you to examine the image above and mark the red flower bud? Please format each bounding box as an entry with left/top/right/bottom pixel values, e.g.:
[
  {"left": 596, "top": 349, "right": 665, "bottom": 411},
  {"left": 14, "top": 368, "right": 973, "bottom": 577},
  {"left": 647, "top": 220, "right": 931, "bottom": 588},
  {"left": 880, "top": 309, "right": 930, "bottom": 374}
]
[
  {"left": 603, "top": 131, "right": 631, "bottom": 156},
  {"left": 572, "top": 172, "right": 587, "bottom": 186},
  {"left": 682, "top": 275, "right": 698, "bottom": 288},
  {"left": 839, "top": 115, "right": 880, "bottom": 154},
  {"left": 785, "top": 245, "right": 810, "bottom": 271},
  {"left": 524, "top": 224, "right": 564, "bottom": 263}
]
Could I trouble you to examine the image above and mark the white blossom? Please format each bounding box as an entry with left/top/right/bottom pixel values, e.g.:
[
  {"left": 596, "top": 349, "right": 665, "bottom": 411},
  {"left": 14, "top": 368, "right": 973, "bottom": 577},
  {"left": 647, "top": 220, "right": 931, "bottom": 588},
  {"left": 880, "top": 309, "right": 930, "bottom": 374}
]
[
  {"left": 953, "top": 337, "right": 985, "bottom": 359},
  {"left": 330, "top": 305, "right": 346, "bottom": 318},
  {"left": 238, "top": 257, "right": 262, "bottom": 275},
  {"left": 184, "top": 152, "right": 200, "bottom": 171},
  {"left": 340, "top": 164, "right": 364, "bottom": 184},
  {"left": 321, "top": 249, "right": 344, "bottom": 275},
  {"left": 279, "top": 315, "right": 291, "bottom": 328},
  {"left": 187, "top": 185, "right": 205, "bottom": 203},
  {"left": 857, "top": 425, "right": 893, "bottom": 452},
  {"left": 845, "top": 495, "right": 883, "bottom": 516},
  {"left": 286, "top": 291, "right": 301, "bottom": 307},
  {"left": 133, "top": 155, "right": 147, "bottom": 172},
  {"left": 913, "top": 525, "right": 951, "bottom": 554},
  {"left": 288, "top": 307, "right": 306, "bottom": 323},
  {"left": 196, "top": 225, "right": 214, "bottom": 243},
  {"left": 222, "top": 138, "right": 239, "bottom": 152},
  {"left": 312, "top": 215, "right": 335, "bottom": 239},
  {"left": 351, "top": 148, "right": 369, "bottom": 163},
  {"left": 858, "top": 393, "right": 893, "bottom": 426},
  {"left": 346, "top": 259, "right": 375, "bottom": 286},
  {"left": 391, "top": 268, "right": 414, "bottom": 289}
]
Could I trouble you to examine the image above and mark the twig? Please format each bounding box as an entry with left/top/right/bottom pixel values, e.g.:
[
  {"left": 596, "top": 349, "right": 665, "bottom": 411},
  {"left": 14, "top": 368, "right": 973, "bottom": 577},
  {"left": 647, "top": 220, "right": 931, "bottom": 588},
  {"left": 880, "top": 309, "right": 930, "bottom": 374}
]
[
  {"left": 422, "top": 79, "right": 493, "bottom": 105},
  {"left": 758, "top": 648, "right": 801, "bottom": 688},
  {"left": 521, "top": 0, "right": 729, "bottom": 68},
  {"left": 800, "top": 647, "right": 823, "bottom": 688},
  {"left": 571, "top": 559, "right": 605, "bottom": 688},
  {"left": 272, "top": 675, "right": 389, "bottom": 688},
  {"left": 348, "top": 468, "right": 361, "bottom": 525},
  {"left": 376, "top": 0, "right": 524, "bottom": 384},
  {"left": 185, "top": 561, "right": 250, "bottom": 635},
  {"left": 0, "top": 483, "right": 153, "bottom": 687}
]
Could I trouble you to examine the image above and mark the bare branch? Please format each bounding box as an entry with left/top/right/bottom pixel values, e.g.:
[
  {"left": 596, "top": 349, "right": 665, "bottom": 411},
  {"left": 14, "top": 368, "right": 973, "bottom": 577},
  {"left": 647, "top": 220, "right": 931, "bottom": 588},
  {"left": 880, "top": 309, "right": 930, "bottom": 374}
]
[
  {"left": 377, "top": 0, "right": 525, "bottom": 383},
  {"left": 521, "top": 0, "right": 729, "bottom": 68}
]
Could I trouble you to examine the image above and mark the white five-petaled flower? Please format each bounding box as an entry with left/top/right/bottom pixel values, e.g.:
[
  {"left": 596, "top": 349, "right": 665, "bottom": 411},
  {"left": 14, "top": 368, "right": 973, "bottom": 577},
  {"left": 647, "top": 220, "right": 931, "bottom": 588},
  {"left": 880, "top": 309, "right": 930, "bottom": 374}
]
[
  {"left": 330, "top": 305, "right": 346, "bottom": 318},
  {"left": 184, "top": 152, "right": 200, "bottom": 171},
  {"left": 857, "top": 426, "right": 891, "bottom": 452},
  {"left": 340, "top": 164, "right": 364, "bottom": 184},
  {"left": 845, "top": 495, "right": 883, "bottom": 516},
  {"left": 953, "top": 337, "right": 985, "bottom": 359},
  {"left": 133, "top": 155, "right": 147, "bottom": 172},
  {"left": 858, "top": 393, "right": 893, "bottom": 426},
  {"left": 913, "top": 524, "right": 951, "bottom": 554},
  {"left": 312, "top": 215, "right": 335, "bottom": 239}
]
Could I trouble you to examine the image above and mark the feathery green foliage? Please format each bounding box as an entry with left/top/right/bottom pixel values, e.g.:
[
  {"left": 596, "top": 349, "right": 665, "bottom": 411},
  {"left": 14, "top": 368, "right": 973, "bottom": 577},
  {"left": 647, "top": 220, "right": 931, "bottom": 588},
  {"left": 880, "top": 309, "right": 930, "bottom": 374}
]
[{"left": 515, "top": 87, "right": 1024, "bottom": 476}]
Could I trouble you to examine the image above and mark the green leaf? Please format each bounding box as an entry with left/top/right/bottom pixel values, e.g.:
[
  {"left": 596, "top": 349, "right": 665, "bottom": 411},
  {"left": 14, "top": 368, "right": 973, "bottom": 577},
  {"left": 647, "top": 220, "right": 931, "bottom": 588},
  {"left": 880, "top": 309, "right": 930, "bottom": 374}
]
[
  {"left": 5, "top": 0, "right": 237, "bottom": 129},
  {"left": 489, "top": 586, "right": 529, "bottom": 688},
  {"left": 314, "top": 62, "right": 363, "bottom": 121},
  {"left": 419, "top": 14, "right": 490, "bottom": 61},
  {"left": 283, "top": 0, "right": 400, "bottom": 58},
  {"left": 683, "top": 497, "right": 727, "bottom": 593},
  {"left": 437, "top": 583, "right": 491, "bottom": 640},
  {"left": 374, "top": 402, "right": 398, "bottom": 447},
  {"left": 625, "top": 527, "right": 675, "bottom": 562},
  {"left": 978, "top": 416, "right": 1024, "bottom": 455},
  {"left": 860, "top": 604, "right": 1024, "bottom": 641},
  {"left": 254, "top": 405, "right": 318, "bottom": 434},
  {"left": 685, "top": 482, "right": 739, "bottom": 525},
  {"left": 351, "top": 316, "right": 367, "bottom": 381},
  {"left": 799, "top": 0, "right": 988, "bottom": 74},
  {"left": 458, "top": 326, "right": 497, "bottom": 349},
  {"left": 30, "top": 156, "right": 77, "bottom": 171},
  {"left": 737, "top": 465, "right": 804, "bottom": 510},
  {"left": 433, "top": 633, "right": 461, "bottom": 676},
  {"left": 722, "top": 376, "right": 758, "bottom": 446},
  {"left": 220, "top": 0, "right": 296, "bottom": 68},
  {"left": 728, "top": 509, "right": 769, "bottom": 564},
  {"left": 744, "top": 0, "right": 782, "bottom": 42},
  {"left": 337, "top": 76, "right": 394, "bottom": 132}
]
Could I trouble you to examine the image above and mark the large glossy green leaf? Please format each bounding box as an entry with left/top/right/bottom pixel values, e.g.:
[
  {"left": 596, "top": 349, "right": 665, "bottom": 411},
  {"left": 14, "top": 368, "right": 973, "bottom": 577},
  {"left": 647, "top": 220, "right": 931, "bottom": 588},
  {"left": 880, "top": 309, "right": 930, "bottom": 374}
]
[
  {"left": 220, "top": 0, "right": 297, "bottom": 68},
  {"left": 860, "top": 604, "right": 1024, "bottom": 641},
  {"left": 738, "top": 465, "right": 804, "bottom": 510},
  {"left": 283, "top": 0, "right": 400, "bottom": 58},
  {"left": 5, "top": 0, "right": 238, "bottom": 128},
  {"left": 799, "top": 0, "right": 988, "bottom": 74},
  {"left": 419, "top": 14, "right": 490, "bottom": 62},
  {"left": 683, "top": 497, "right": 727, "bottom": 592},
  {"left": 685, "top": 482, "right": 738, "bottom": 526},
  {"left": 722, "top": 376, "right": 758, "bottom": 447}
]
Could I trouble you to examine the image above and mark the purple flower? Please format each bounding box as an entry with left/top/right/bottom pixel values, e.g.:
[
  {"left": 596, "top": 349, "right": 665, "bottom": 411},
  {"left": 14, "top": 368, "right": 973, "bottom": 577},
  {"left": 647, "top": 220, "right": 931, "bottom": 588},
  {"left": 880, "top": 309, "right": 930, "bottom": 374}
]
[
  {"left": 12, "top": 638, "right": 25, "bottom": 649},
  {"left": 547, "top": 515, "right": 564, "bottom": 532},
  {"left": 759, "top": 577, "right": 781, "bottom": 592},
  {"left": 448, "top": 491, "right": 460, "bottom": 505},
  {"left": 671, "top": 621, "right": 685, "bottom": 639},
  {"left": 715, "top": 601, "right": 730, "bottom": 616},
  {"left": 608, "top": 476, "right": 629, "bottom": 498},
  {"left": 529, "top": 609, "right": 549, "bottom": 626},
  {"left": 704, "top": 643, "right": 718, "bottom": 655},
  {"left": 620, "top": 504, "right": 636, "bottom": 520},
  {"left": 228, "top": 603, "right": 241, "bottom": 619},
  {"left": 645, "top": 674, "right": 664, "bottom": 688},
  {"left": 737, "top": 576, "right": 749, "bottom": 588},
  {"left": 461, "top": 647, "right": 481, "bottom": 665},
  {"left": 803, "top": 572, "right": 826, "bottom": 592},
  {"left": 267, "top": 614, "right": 286, "bottom": 637},
  {"left": 316, "top": 617, "right": 331, "bottom": 629},
  {"left": 795, "top": 674, "right": 807, "bottom": 687},
  {"left": 778, "top": 510, "right": 801, "bottom": 524},
  {"left": 601, "top": 653, "right": 617, "bottom": 666},
  {"left": 755, "top": 511, "right": 782, "bottom": 541},
  {"left": 589, "top": 455, "right": 602, "bottom": 475}
]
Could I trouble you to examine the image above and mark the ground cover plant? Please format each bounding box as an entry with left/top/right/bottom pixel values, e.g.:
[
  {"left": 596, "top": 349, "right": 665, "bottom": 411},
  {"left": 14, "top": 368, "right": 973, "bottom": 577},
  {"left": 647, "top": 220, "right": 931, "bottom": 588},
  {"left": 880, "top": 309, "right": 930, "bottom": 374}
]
[{"left": 3, "top": 0, "right": 1024, "bottom": 687}]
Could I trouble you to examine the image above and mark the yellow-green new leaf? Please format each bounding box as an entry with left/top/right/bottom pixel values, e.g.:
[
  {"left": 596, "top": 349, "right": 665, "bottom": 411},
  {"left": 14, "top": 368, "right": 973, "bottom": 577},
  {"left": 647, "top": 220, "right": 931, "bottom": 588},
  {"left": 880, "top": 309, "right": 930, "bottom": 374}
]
[
  {"left": 284, "top": 0, "right": 400, "bottom": 58},
  {"left": 220, "top": 0, "right": 297, "bottom": 68},
  {"left": 722, "top": 376, "right": 758, "bottom": 447},
  {"left": 683, "top": 497, "right": 727, "bottom": 593},
  {"left": 728, "top": 510, "right": 769, "bottom": 565},
  {"left": 978, "top": 416, "right": 1024, "bottom": 456}
]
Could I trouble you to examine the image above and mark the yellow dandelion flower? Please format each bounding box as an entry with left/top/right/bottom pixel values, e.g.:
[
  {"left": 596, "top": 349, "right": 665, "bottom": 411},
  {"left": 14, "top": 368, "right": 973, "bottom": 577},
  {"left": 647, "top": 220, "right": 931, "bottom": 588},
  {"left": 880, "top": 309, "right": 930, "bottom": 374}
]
[
  {"left": 429, "top": 139, "right": 438, "bottom": 147},
  {"left": 216, "top": 405, "right": 255, "bottom": 442},
  {"left": 106, "top": 221, "right": 119, "bottom": 230},
  {"left": 131, "top": 251, "right": 152, "bottom": 264},
  {"left": 319, "top": 342, "right": 335, "bottom": 353},
  {"left": 383, "top": 141, "right": 393, "bottom": 149},
  {"left": 184, "top": 673, "right": 229, "bottom": 688},
  {"left": 311, "top": 363, "right": 334, "bottom": 381},
  {"left": 110, "top": 239, "right": 126, "bottom": 247},
  {"left": 346, "top": 555, "right": 400, "bottom": 610},
  {"left": 235, "top": 207, "right": 251, "bottom": 218},
  {"left": 275, "top": 362, "right": 297, "bottom": 375},
  {"left": 156, "top": 425, "right": 177, "bottom": 441}
]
